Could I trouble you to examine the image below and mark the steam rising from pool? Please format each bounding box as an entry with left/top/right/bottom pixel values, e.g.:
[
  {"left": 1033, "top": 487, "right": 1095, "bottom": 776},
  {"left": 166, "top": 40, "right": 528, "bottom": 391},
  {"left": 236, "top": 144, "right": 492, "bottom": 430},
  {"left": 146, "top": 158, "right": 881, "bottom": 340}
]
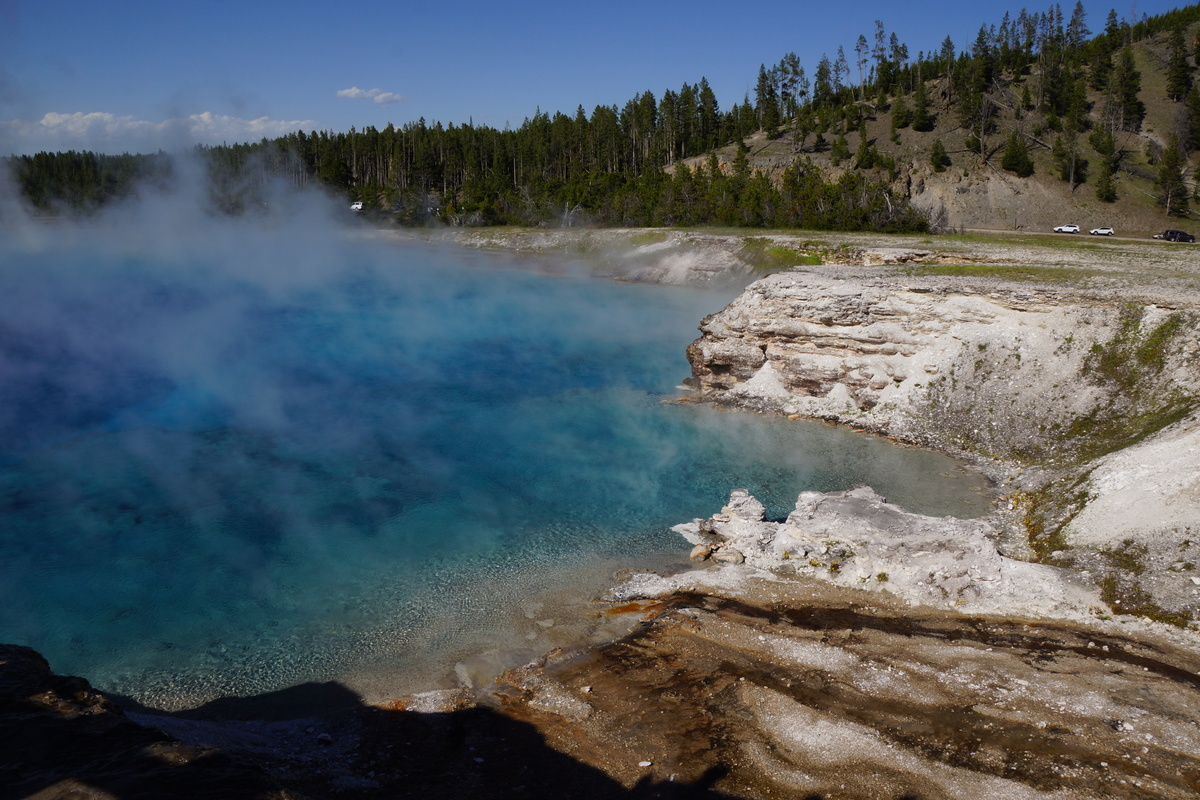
[{"left": 0, "top": 176, "right": 989, "bottom": 709}]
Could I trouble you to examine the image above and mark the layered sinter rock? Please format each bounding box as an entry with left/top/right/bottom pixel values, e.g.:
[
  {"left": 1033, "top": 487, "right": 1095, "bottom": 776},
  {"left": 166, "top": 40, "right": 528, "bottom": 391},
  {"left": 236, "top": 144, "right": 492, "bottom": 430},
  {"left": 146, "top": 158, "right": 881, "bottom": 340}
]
[
  {"left": 495, "top": 555, "right": 1200, "bottom": 800},
  {"left": 686, "top": 272, "right": 1199, "bottom": 461},
  {"left": 671, "top": 487, "right": 1100, "bottom": 618},
  {"left": 472, "top": 488, "right": 1200, "bottom": 799},
  {"left": 686, "top": 271, "right": 1200, "bottom": 620}
]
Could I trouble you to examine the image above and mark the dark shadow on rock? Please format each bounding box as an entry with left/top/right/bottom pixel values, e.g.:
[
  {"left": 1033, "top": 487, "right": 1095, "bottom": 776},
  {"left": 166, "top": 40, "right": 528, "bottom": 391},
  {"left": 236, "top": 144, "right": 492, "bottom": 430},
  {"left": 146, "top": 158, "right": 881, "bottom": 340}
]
[
  {"left": 0, "top": 644, "right": 292, "bottom": 800},
  {"left": 179, "top": 701, "right": 743, "bottom": 800},
  {"left": 115, "top": 680, "right": 365, "bottom": 722},
  {"left": 1, "top": 643, "right": 743, "bottom": 800}
]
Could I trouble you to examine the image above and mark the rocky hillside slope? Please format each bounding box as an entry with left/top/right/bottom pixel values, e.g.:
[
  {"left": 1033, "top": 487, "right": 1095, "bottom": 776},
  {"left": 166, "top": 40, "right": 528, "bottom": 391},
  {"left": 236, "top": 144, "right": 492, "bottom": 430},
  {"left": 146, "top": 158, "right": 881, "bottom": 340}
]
[{"left": 677, "top": 21, "right": 1200, "bottom": 239}]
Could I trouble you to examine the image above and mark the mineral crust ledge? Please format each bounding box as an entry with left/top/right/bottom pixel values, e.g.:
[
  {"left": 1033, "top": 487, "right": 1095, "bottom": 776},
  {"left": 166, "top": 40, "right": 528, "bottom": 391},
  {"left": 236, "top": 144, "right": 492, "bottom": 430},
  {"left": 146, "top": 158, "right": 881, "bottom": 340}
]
[{"left": 486, "top": 487, "right": 1200, "bottom": 800}]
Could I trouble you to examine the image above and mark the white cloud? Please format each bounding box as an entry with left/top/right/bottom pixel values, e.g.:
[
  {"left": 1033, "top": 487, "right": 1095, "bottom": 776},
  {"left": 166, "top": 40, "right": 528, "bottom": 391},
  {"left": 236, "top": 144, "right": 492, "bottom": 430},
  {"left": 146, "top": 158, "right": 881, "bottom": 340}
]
[
  {"left": 335, "top": 87, "right": 404, "bottom": 105},
  {"left": 0, "top": 111, "right": 318, "bottom": 156}
]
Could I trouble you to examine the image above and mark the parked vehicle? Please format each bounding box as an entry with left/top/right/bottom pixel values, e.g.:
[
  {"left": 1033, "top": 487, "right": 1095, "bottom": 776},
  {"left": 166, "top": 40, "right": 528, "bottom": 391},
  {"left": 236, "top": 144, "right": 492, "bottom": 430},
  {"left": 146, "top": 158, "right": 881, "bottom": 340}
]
[
  {"left": 1089, "top": 226, "right": 1115, "bottom": 236},
  {"left": 350, "top": 201, "right": 364, "bottom": 211},
  {"left": 1154, "top": 229, "right": 1195, "bottom": 242},
  {"left": 1053, "top": 223, "right": 1080, "bottom": 233}
]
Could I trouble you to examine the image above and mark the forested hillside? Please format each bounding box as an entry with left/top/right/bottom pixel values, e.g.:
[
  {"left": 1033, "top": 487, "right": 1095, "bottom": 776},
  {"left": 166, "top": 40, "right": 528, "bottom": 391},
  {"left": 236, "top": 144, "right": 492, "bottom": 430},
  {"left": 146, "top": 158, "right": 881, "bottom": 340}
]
[{"left": 8, "top": 3, "right": 1200, "bottom": 233}]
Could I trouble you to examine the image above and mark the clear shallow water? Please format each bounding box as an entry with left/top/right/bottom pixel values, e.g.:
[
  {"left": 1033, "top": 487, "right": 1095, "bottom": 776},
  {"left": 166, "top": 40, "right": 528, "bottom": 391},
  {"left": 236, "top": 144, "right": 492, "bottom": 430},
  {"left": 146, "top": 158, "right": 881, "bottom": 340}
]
[{"left": 0, "top": 224, "right": 989, "bottom": 709}]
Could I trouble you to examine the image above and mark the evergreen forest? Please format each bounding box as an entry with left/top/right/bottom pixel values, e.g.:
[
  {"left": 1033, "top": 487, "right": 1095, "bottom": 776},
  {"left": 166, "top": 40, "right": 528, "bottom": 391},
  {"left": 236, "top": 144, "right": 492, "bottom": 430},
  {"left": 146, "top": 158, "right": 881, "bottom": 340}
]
[{"left": 8, "top": 2, "right": 1200, "bottom": 230}]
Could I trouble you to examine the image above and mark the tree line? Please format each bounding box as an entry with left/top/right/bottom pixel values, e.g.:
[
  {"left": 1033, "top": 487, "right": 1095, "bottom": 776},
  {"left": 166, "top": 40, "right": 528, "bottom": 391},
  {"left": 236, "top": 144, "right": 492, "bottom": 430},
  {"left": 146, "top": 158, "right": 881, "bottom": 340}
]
[{"left": 7, "top": 2, "right": 1200, "bottom": 225}]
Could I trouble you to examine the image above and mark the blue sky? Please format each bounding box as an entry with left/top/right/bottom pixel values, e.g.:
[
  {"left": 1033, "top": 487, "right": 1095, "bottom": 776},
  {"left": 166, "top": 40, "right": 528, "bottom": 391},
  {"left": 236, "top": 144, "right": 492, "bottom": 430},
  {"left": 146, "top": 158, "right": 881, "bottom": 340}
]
[{"left": 0, "top": 0, "right": 1185, "bottom": 155}]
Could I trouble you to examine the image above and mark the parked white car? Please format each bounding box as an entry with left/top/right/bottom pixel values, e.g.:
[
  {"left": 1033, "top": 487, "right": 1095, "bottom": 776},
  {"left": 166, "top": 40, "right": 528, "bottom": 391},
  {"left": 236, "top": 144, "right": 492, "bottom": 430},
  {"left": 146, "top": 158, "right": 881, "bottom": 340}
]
[
  {"left": 1053, "top": 223, "right": 1080, "bottom": 233},
  {"left": 1089, "top": 226, "right": 1114, "bottom": 236},
  {"left": 350, "top": 201, "right": 364, "bottom": 211}
]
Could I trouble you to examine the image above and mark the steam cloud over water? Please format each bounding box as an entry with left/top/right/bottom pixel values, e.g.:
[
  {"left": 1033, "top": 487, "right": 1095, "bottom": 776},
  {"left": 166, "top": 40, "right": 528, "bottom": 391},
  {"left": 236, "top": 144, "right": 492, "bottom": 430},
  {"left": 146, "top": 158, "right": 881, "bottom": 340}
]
[{"left": 0, "top": 170, "right": 989, "bottom": 709}]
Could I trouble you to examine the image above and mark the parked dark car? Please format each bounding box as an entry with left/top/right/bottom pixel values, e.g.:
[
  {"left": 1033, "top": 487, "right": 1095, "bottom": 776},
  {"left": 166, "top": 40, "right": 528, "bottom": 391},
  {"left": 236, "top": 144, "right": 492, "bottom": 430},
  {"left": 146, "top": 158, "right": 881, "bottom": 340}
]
[{"left": 1154, "top": 229, "right": 1195, "bottom": 242}]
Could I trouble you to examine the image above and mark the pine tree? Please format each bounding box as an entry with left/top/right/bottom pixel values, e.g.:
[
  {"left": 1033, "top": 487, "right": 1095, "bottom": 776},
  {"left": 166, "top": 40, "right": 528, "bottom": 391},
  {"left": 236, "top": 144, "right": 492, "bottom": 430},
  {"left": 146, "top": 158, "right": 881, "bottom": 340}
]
[
  {"left": 697, "top": 78, "right": 720, "bottom": 152},
  {"left": 855, "top": 34, "right": 870, "bottom": 102},
  {"left": 814, "top": 55, "right": 835, "bottom": 107},
  {"left": 1063, "top": 73, "right": 1088, "bottom": 134},
  {"left": 732, "top": 140, "right": 751, "bottom": 182},
  {"left": 1166, "top": 27, "right": 1192, "bottom": 102},
  {"left": 1114, "top": 45, "right": 1145, "bottom": 131},
  {"left": 1089, "top": 10, "right": 1123, "bottom": 94},
  {"left": 930, "top": 139, "right": 951, "bottom": 171},
  {"left": 911, "top": 79, "right": 935, "bottom": 131},
  {"left": 1185, "top": 85, "right": 1200, "bottom": 153},
  {"left": 791, "top": 109, "right": 815, "bottom": 153},
  {"left": 1052, "top": 131, "right": 1087, "bottom": 185},
  {"left": 834, "top": 47, "right": 850, "bottom": 96},
  {"left": 738, "top": 95, "right": 756, "bottom": 138},
  {"left": 1157, "top": 135, "right": 1190, "bottom": 216},
  {"left": 777, "top": 52, "right": 803, "bottom": 119},
  {"left": 830, "top": 133, "right": 850, "bottom": 165},
  {"left": 1094, "top": 161, "right": 1117, "bottom": 202},
  {"left": 1001, "top": 130, "right": 1034, "bottom": 177},
  {"left": 959, "top": 88, "right": 995, "bottom": 161},
  {"left": 1066, "top": 1, "right": 1090, "bottom": 52},
  {"left": 872, "top": 20, "right": 889, "bottom": 93},
  {"left": 969, "top": 25, "right": 995, "bottom": 95},
  {"left": 755, "top": 64, "right": 782, "bottom": 134},
  {"left": 855, "top": 123, "right": 875, "bottom": 169},
  {"left": 1090, "top": 48, "right": 1114, "bottom": 93},
  {"left": 940, "top": 36, "right": 957, "bottom": 101},
  {"left": 1089, "top": 127, "right": 1116, "bottom": 162}
]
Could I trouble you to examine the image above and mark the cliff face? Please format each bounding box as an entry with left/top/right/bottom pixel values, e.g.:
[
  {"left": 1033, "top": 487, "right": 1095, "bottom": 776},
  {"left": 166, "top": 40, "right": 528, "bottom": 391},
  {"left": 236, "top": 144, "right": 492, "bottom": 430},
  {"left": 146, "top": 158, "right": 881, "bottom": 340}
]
[
  {"left": 686, "top": 271, "right": 1200, "bottom": 619},
  {"left": 687, "top": 272, "right": 1199, "bottom": 460}
]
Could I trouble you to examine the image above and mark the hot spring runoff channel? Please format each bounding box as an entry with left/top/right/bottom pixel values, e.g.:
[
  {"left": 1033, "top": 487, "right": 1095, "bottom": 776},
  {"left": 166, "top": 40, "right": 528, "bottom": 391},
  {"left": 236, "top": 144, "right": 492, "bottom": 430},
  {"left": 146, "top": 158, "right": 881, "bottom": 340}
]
[{"left": 0, "top": 227, "right": 989, "bottom": 710}]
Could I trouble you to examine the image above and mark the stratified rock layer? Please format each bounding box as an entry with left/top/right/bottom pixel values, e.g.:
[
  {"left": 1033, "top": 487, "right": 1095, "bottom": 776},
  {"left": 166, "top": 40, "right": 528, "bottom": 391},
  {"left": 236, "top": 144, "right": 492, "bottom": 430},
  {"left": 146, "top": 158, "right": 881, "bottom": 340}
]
[
  {"left": 487, "top": 489, "right": 1200, "bottom": 799},
  {"left": 670, "top": 486, "right": 1100, "bottom": 618},
  {"left": 686, "top": 272, "right": 1199, "bottom": 459},
  {"left": 685, "top": 271, "right": 1200, "bottom": 617},
  {"left": 495, "top": 569, "right": 1200, "bottom": 800}
]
